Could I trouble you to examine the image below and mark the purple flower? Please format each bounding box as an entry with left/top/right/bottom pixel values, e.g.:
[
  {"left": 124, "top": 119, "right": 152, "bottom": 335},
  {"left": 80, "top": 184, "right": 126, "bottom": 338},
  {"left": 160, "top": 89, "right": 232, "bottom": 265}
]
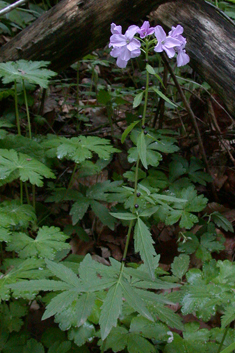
[
  {"left": 138, "top": 21, "right": 155, "bottom": 39},
  {"left": 154, "top": 25, "right": 181, "bottom": 59},
  {"left": 176, "top": 45, "right": 190, "bottom": 67},
  {"left": 168, "top": 25, "right": 187, "bottom": 46},
  {"left": 110, "top": 23, "right": 122, "bottom": 35},
  {"left": 109, "top": 25, "right": 141, "bottom": 68}
]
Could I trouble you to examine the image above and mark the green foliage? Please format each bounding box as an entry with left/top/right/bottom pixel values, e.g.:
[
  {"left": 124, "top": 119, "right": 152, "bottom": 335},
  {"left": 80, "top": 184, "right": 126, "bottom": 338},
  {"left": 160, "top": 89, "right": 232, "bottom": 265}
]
[{"left": 0, "top": 60, "right": 56, "bottom": 88}]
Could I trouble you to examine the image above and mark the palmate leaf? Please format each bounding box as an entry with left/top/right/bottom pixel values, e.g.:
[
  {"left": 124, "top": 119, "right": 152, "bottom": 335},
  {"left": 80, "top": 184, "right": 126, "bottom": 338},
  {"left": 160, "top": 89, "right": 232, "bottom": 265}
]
[
  {"left": 221, "top": 304, "right": 235, "bottom": 328},
  {"left": 171, "top": 254, "right": 190, "bottom": 279},
  {"left": 0, "top": 149, "right": 55, "bottom": 186},
  {"left": 0, "top": 301, "right": 28, "bottom": 333},
  {"left": 134, "top": 218, "right": 157, "bottom": 280},
  {"left": 6, "top": 226, "right": 70, "bottom": 259},
  {"left": 0, "top": 60, "right": 57, "bottom": 88},
  {"left": 0, "top": 200, "right": 36, "bottom": 228},
  {"left": 1, "top": 258, "right": 47, "bottom": 301},
  {"left": 43, "top": 135, "right": 119, "bottom": 163},
  {"left": 68, "top": 322, "right": 95, "bottom": 347}
]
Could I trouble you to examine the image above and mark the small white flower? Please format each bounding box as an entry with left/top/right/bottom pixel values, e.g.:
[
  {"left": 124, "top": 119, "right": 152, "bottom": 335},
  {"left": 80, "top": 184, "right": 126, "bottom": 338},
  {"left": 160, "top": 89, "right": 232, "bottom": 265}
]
[{"left": 167, "top": 331, "right": 174, "bottom": 343}]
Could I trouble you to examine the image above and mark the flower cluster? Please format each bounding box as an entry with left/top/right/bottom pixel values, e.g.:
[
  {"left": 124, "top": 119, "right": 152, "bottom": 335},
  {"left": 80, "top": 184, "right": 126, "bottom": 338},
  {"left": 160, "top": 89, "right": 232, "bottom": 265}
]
[{"left": 109, "top": 21, "right": 190, "bottom": 68}]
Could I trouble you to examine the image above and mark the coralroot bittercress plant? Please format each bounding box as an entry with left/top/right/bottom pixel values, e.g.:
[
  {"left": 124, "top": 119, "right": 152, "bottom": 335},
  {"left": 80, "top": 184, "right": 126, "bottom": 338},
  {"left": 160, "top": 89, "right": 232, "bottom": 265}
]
[{"left": 0, "top": 21, "right": 234, "bottom": 353}]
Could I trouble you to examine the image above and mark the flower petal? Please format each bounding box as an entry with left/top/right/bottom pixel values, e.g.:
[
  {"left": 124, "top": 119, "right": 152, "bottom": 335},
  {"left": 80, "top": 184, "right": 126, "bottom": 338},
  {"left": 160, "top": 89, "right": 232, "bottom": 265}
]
[
  {"left": 164, "top": 47, "right": 176, "bottom": 59},
  {"left": 116, "top": 57, "right": 128, "bottom": 68},
  {"left": 154, "top": 25, "right": 166, "bottom": 42},
  {"left": 111, "top": 23, "right": 122, "bottom": 35},
  {"left": 125, "top": 25, "right": 140, "bottom": 40},
  {"left": 154, "top": 43, "right": 163, "bottom": 53},
  {"left": 164, "top": 37, "right": 181, "bottom": 48},
  {"left": 127, "top": 38, "right": 141, "bottom": 51},
  {"left": 110, "top": 34, "right": 126, "bottom": 47},
  {"left": 177, "top": 50, "right": 190, "bottom": 67}
]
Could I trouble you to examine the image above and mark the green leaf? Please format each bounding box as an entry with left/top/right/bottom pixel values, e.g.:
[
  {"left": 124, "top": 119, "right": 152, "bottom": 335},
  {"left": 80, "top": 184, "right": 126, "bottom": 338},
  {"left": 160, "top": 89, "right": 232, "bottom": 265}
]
[
  {"left": 137, "top": 133, "right": 147, "bottom": 169},
  {"left": 48, "top": 341, "right": 71, "bottom": 353},
  {"left": 68, "top": 322, "right": 95, "bottom": 346},
  {"left": 127, "top": 333, "right": 156, "bottom": 353},
  {"left": 0, "top": 200, "right": 36, "bottom": 228},
  {"left": 0, "top": 60, "right": 57, "bottom": 88},
  {"left": 133, "top": 91, "right": 144, "bottom": 108},
  {"left": 0, "top": 301, "right": 28, "bottom": 332},
  {"left": 101, "top": 326, "right": 128, "bottom": 352},
  {"left": 0, "top": 227, "right": 11, "bottom": 242},
  {"left": 121, "top": 121, "right": 140, "bottom": 144},
  {"left": 91, "top": 200, "right": 116, "bottom": 230},
  {"left": 152, "top": 87, "right": 177, "bottom": 108},
  {"left": 45, "top": 259, "right": 81, "bottom": 287},
  {"left": 211, "top": 212, "right": 234, "bottom": 233},
  {"left": 44, "top": 136, "right": 119, "bottom": 164},
  {"left": 110, "top": 212, "right": 137, "bottom": 220},
  {"left": 220, "top": 342, "right": 235, "bottom": 353},
  {"left": 6, "top": 226, "right": 70, "bottom": 259},
  {"left": 130, "top": 316, "right": 168, "bottom": 340},
  {"left": 99, "top": 282, "right": 123, "bottom": 340},
  {"left": 120, "top": 278, "right": 153, "bottom": 321},
  {"left": 171, "top": 254, "right": 190, "bottom": 279},
  {"left": 0, "top": 149, "right": 55, "bottom": 186},
  {"left": 146, "top": 64, "right": 156, "bottom": 75},
  {"left": 70, "top": 199, "right": 90, "bottom": 225},
  {"left": 42, "top": 290, "right": 79, "bottom": 320},
  {"left": 152, "top": 303, "right": 184, "bottom": 330},
  {"left": 134, "top": 218, "right": 157, "bottom": 280},
  {"left": 23, "top": 339, "right": 44, "bottom": 353},
  {"left": 221, "top": 304, "right": 235, "bottom": 328}
]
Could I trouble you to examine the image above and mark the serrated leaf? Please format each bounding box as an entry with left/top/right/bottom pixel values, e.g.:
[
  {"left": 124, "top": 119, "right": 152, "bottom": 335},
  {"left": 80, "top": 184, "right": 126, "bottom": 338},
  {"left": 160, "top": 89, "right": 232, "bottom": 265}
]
[
  {"left": 68, "top": 322, "right": 95, "bottom": 346},
  {"left": 0, "top": 200, "right": 36, "bottom": 228},
  {"left": 99, "top": 282, "right": 123, "bottom": 340},
  {"left": 6, "top": 226, "right": 70, "bottom": 259},
  {"left": 134, "top": 218, "right": 157, "bottom": 280},
  {"left": 221, "top": 304, "right": 235, "bottom": 328},
  {"left": 46, "top": 136, "right": 119, "bottom": 164},
  {"left": 0, "top": 149, "right": 55, "bottom": 186},
  {"left": 23, "top": 338, "right": 45, "bottom": 353},
  {"left": 0, "top": 60, "right": 57, "bottom": 88},
  {"left": 48, "top": 341, "right": 71, "bottom": 353},
  {"left": 152, "top": 303, "right": 184, "bottom": 330},
  {"left": 130, "top": 316, "right": 168, "bottom": 340},
  {"left": 171, "top": 254, "right": 190, "bottom": 279},
  {"left": 42, "top": 290, "right": 79, "bottom": 320},
  {"left": 120, "top": 278, "right": 153, "bottom": 321},
  {"left": 91, "top": 200, "right": 116, "bottom": 230},
  {"left": 127, "top": 333, "right": 155, "bottom": 353},
  {"left": 0, "top": 227, "right": 11, "bottom": 242},
  {"left": 70, "top": 199, "right": 90, "bottom": 225},
  {"left": 0, "top": 301, "right": 28, "bottom": 332},
  {"left": 133, "top": 91, "right": 144, "bottom": 108},
  {"left": 45, "top": 259, "right": 81, "bottom": 287},
  {"left": 101, "top": 326, "right": 128, "bottom": 352}
]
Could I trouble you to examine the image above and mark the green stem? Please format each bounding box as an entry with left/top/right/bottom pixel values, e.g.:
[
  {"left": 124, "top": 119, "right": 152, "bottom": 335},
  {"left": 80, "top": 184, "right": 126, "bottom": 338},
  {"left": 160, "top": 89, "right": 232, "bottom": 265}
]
[
  {"left": 20, "top": 180, "right": 23, "bottom": 204},
  {"left": 142, "top": 45, "right": 149, "bottom": 126},
  {"left": 120, "top": 44, "right": 150, "bottom": 269},
  {"left": 24, "top": 183, "right": 30, "bottom": 205},
  {"left": 215, "top": 0, "right": 219, "bottom": 7},
  {"left": 22, "top": 79, "right": 32, "bottom": 139},
  {"left": 14, "top": 80, "right": 21, "bottom": 135},
  {"left": 67, "top": 163, "right": 78, "bottom": 190},
  {"left": 217, "top": 326, "right": 229, "bottom": 353},
  {"left": 32, "top": 185, "right": 36, "bottom": 210}
]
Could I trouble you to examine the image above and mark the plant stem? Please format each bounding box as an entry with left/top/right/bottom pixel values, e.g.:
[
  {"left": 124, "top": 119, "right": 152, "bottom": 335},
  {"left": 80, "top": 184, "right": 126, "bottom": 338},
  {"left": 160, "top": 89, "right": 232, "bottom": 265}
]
[
  {"left": 24, "top": 183, "right": 30, "bottom": 205},
  {"left": 20, "top": 180, "right": 23, "bottom": 204},
  {"left": 67, "top": 163, "right": 78, "bottom": 190},
  {"left": 14, "top": 80, "right": 21, "bottom": 135},
  {"left": 22, "top": 79, "right": 32, "bottom": 139},
  {"left": 217, "top": 326, "right": 229, "bottom": 353},
  {"left": 32, "top": 184, "right": 36, "bottom": 210},
  {"left": 120, "top": 44, "right": 150, "bottom": 267}
]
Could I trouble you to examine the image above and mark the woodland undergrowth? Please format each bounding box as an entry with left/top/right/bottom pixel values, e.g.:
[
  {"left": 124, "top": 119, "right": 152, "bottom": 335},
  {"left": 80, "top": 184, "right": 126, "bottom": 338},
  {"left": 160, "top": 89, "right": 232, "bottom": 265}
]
[{"left": 0, "top": 7, "right": 235, "bottom": 353}]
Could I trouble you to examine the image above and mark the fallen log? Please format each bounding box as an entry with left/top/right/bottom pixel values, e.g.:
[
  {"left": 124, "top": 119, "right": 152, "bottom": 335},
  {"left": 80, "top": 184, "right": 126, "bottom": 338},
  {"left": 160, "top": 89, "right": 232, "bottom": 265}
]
[
  {"left": 153, "top": 0, "right": 235, "bottom": 117},
  {"left": 0, "top": 0, "right": 234, "bottom": 115},
  {"left": 0, "top": 0, "right": 170, "bottom": 71}
]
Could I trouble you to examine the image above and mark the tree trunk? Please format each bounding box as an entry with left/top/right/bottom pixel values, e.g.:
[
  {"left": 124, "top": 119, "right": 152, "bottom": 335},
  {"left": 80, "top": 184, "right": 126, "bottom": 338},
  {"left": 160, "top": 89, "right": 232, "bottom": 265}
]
[
  {"left": 152, "top": 0, "right": 235, "bottom": 117},
  {"left": 0, "top": 0, "right": 170, "bottom": 71},
  {"left": 0, "top": 0, "right": 234, "bottom": 116}
]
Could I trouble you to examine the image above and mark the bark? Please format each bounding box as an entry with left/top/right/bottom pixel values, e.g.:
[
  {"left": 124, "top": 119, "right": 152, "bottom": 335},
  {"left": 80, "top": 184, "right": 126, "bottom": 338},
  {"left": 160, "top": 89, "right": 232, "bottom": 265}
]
[
  {"left": 0, "top": 0, "right": 170, "bottom": 71},
  {"left": 152, "top": 0, "right": 235, "bottom": 116},
  {"left": 0, "top": 0, "right": 234, "bottom": 115}
]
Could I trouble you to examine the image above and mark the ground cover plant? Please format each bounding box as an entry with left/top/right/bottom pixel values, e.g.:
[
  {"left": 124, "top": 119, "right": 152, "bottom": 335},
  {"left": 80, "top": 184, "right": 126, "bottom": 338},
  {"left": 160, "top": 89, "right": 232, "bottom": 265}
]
[{"left": 0, "top": 3, "right": 235, "bottom": 352}]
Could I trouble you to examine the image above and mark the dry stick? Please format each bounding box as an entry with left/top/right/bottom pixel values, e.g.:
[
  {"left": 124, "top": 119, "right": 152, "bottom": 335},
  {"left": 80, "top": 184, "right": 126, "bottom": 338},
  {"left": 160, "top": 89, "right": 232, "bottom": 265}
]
[
  {"left": 161, "top": 52, "right": 218, "bottom": 199},
  {"left": 0, "top": 0, "right": 28, "bottom": 16}
]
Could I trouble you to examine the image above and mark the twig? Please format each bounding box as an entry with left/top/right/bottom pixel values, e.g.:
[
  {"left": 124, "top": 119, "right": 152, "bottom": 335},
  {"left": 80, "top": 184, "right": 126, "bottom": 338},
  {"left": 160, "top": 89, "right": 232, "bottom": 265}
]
[
  {"left": 161, "top": 52, "right": 217, "bottom": 198},
  {"left": 0, "top": 0, "right": 28, "bottom": 16}
]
